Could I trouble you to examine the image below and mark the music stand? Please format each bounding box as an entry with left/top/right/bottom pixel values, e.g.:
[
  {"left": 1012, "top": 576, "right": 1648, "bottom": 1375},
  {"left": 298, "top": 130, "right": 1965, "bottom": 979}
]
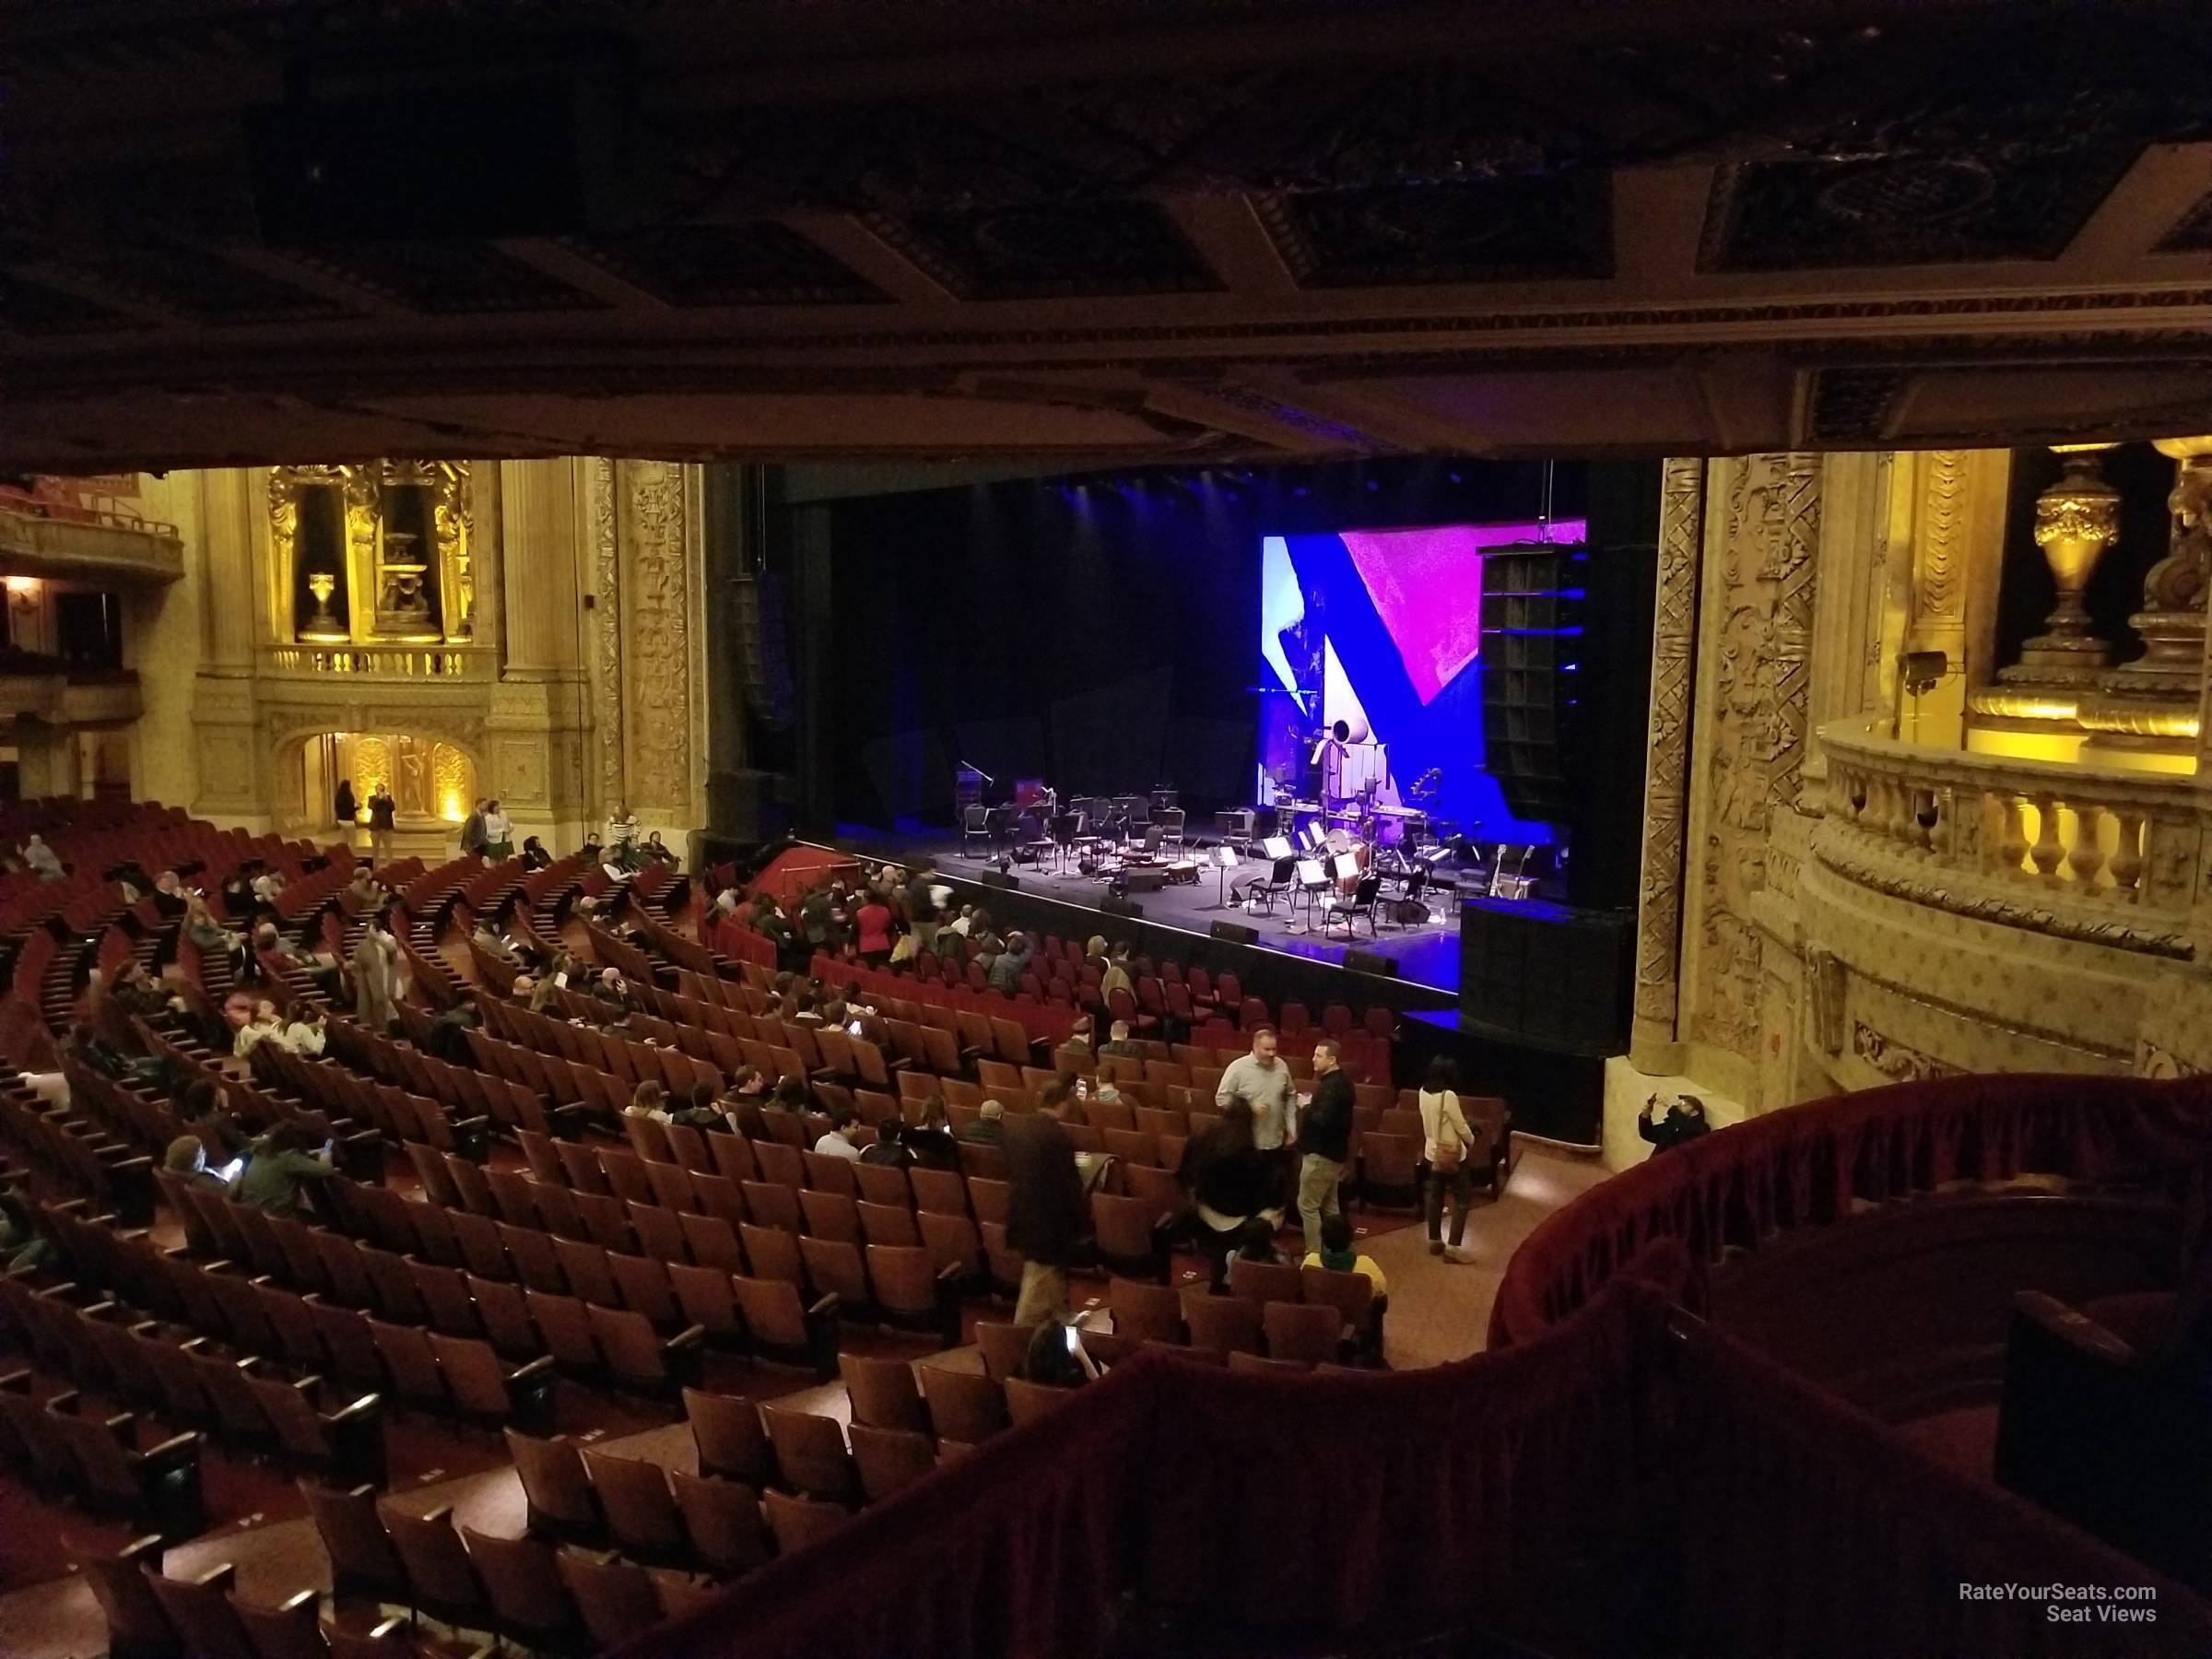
[
  {"left": 1200, "top": 842, "right": 1240, "bottom": 912},
  {"left": 1290, "top": 856, "right": 1330, "bottom": 933}
]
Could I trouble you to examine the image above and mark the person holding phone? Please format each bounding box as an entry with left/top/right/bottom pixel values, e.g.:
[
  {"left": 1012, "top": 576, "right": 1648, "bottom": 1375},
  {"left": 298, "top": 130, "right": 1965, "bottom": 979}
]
[{"left": 233, "top": 1120, "right": 339, "bottom": 1218}]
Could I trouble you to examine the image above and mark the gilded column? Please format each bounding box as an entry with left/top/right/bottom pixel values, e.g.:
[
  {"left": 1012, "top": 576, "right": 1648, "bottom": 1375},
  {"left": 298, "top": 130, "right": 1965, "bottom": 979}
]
[
  {"left": 1899, "top": 449, "right": 2010, "bottom": 747},
  {"left": 1764, "top": 452, "right": 1822, "bottom": 820},
  {"left": 496, "top": 460, "right": 584, "bottom": 677},
  {"left": 192, "top": 467, "right": 266, "bottom": 819},
  {"left": 589, "top": 456, "right": 624, "bottom": 825},
  {"left": 488, "top": 459, "right": 591, "bottom": 845},
  {"left": 616, "top": 459, "right": 708, "bottom": 844},
  {"left": 1630, "top": 456, "right": 1705, "bottom": 1069}
]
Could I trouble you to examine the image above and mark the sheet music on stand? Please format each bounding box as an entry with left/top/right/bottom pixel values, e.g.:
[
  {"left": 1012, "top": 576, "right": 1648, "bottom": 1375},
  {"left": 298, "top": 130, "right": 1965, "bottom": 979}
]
[{"left": 955, "top": 765, "right": 990, "bottom": 816}]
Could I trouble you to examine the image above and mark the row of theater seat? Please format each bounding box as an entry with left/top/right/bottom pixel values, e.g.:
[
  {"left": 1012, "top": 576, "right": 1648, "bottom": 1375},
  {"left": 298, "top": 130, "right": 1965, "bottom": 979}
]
[{"left": 90, "top": 1483, "right": 725, "bottom": 1659}]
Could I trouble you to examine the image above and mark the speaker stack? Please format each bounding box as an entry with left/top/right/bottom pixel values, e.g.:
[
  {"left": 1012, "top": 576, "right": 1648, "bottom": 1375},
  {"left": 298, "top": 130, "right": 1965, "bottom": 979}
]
[
  {"left": 1477, "top": 543, "right": 1587, "bottom": 825},
  {"left": 1458, "top": 897, "right": 1632, "bottom": 1054}
]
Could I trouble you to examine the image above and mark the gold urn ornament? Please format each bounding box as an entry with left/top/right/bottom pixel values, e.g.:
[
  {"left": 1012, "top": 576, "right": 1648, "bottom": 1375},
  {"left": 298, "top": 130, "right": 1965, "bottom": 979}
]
[
  {"left": 2078, "top": 437, "right": 2212, "bottom": 749},
  {"left": 1982, "top": 445, "right": 2120, "bottom": 724}
]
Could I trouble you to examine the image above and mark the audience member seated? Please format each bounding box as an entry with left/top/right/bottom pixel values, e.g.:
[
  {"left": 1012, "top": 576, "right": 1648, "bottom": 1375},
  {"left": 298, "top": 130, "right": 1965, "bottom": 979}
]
[
  {"left": 185, "top": 893, "right": 254, "bottom": 983},
  {"left": 1305, "top": 1214, "right": 1389, "bottom": 1305},
  {"left": 275, "top": 1005, "right": 327, "bottom": 1056},
  {"left": 1179, "top": 1100, "right": 1288, "bottom": 1291},
  {"left": 960, "top": 1100, "right": 1006, "bottom": 1146},
  {"left": 668, "top": 1082, "right": 726, "bottom": 1130},
  {"left": 814, "top": 1119, "right": 863, "bottom": 1161},
  {"left": 20, "top": 832, "right": 64, "bottom": 880},
  {"left": 164, "top": 1135, "right": 232, "bottom": 1193},
  {"left": 427, "top": 992, "right": 482, "bottom": 1063},
  {"left": 178, "top": 1078, "right": 251, "bottom": 1163},
  {"left": 232, "top": 1000, "right": 284, "bottom": 1057},
  {"left": 901, "top": 1099, "right": 959, "bottom": 1170},
  {"left": 987, "top": 930, "right": 1033, "bottom": 994},
  {"left": 1019, "top": 1318, "right": 1100, "bottom": 1387},
  {"left": 234, "top": 1121, "right": 337, "bottom": 1217}
]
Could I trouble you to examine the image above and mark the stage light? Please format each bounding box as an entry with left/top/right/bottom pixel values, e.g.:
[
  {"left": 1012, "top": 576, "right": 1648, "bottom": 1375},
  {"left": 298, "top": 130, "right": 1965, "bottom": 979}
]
[
  {"left": 1291, "top": 486, "right": 1309, "bottom": 498},
  {"left": 1364, "top": 479, "right": 1380, "bottom": 492},
  {"left": 1448, "top": 471, "right": 1463, "bottom": 484}
]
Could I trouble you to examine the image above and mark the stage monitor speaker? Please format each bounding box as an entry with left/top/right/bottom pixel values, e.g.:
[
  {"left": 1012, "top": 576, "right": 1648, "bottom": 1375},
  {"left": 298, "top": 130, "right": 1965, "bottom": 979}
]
[
  {"left": 980, "top": 869, "right": 1019, "bottom": 890},
  {"left": 1344, "top": 947, "right": 1398, "bottom": 978},
  {"left": 1459, "top": 899, "right": 1631, "bottom": 1055},
  {"left": 1100, "top": 895, "right": 1145, "bottom": 918},
  {"left": 1124, "top": 867, "right": 1167, "bottom": 893},
  {"left": 1210, "top": 920, "right": 1259, "bottom": 945}
]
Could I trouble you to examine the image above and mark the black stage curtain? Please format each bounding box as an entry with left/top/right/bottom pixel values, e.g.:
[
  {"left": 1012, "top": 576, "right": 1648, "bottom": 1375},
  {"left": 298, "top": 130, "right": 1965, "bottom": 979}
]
[{"left": 811, "top": 459, "right": 1578, "bottom": 827}]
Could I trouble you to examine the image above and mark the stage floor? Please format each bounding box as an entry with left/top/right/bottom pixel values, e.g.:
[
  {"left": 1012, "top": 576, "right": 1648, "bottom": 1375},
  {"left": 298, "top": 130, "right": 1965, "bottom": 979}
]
[{"left": 833, "top": 827, "right": 1464, "bottom": 994}]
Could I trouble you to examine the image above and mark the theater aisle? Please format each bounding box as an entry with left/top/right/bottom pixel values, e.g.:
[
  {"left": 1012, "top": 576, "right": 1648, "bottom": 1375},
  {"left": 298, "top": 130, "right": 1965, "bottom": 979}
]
[{"left": 1358, "top": 1144, "right": 1608, "bottom": 1371}]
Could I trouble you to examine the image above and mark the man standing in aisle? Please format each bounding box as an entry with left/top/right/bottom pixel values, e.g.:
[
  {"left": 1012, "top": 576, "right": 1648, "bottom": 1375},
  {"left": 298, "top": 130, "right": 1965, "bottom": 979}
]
[
  {"left": 1297, "top": 1038, "right": 1354, "bottom": 1254},
  {"left": 459, "top": 799, "right": 489, "bottom": 858},
  {"left": 1003, "top": 1086, "right": 1088, "bottom": 1325},
  {"left": 367, "top": 783, "right": 396, "bottom": 864},
  {"left": 1216, "top": 1026, "right": 1295, "bottom": 1159},
  {"left": 905, "top": 856, "right": 943, "bottom": 953}
]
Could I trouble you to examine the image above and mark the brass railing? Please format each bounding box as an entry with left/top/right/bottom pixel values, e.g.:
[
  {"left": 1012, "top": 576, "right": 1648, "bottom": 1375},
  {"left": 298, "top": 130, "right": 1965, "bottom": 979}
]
[{"left": 1815, "top": 717, "right": 2200, "bottom": 959}]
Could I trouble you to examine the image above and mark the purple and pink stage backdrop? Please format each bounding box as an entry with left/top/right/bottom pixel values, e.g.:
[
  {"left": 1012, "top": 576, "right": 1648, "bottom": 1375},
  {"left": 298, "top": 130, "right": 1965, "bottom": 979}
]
[{"left": 1258, "top": 521, "right": 1581, "bottom": 838}]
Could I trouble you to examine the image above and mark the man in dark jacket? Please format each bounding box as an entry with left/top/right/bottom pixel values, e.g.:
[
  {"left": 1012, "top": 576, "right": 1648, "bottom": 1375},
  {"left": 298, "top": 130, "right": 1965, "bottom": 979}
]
[
  {"left": 904, "top": 859, "right": 941, "bottom": 951},
  {"left": 1298, "top": 1037, "right": 1356, "bottom": 1255},
  {"left": 1003, "top": 1092, "right": 1087, "bottom": 1326},
  {"left": 1640, "top": 1094, "right": 1712, "bottom": 1154}
]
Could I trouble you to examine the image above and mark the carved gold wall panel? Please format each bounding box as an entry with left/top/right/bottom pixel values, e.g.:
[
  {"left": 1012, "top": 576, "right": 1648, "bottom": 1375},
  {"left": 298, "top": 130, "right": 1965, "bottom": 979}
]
[{"left": 1631, "top": 456, "right": 1705, "bottom": 1058}]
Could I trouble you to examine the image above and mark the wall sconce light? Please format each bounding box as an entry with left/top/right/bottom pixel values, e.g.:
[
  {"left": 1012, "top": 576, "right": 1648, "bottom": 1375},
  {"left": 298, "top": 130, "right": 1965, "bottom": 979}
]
[{"left": 5, "top": 576, "right": 41, "bottom": 596}]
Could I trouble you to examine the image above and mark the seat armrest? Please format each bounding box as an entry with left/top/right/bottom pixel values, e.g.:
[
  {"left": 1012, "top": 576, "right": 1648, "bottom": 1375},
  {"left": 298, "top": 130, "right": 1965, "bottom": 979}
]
[
  {"left": 2011, "top": 1289, "right": 2137, "bottom": 1366},
  {"left": 142, "top": 1430, "right": 202, "bottom": 1465},
  {"left": 186, "top": 1560, "right": 236, "bottom": 1591},
  {"left": 665, "top": 1324, "right": 708, "bottom": 1353},
  {"left": 322, "top": 1390, "right": 383, "bottom": 1425},
  {"left": 507, "top": 1355, "right": 558, "bottom": 1385},
  {"left": 116, "top": 1534, "right": 166, "bottom": 1568}
]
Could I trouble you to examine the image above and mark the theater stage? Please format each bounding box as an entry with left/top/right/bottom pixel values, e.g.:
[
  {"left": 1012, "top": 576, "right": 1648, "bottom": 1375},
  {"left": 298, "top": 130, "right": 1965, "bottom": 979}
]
[{"left": 829, "top": 827, "right": 1465, "bottom": 995}]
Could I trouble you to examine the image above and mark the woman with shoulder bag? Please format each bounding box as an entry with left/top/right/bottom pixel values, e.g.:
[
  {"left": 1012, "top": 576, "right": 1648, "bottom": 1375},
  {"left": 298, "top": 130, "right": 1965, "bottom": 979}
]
[{"left": 1418, "top": 1057, "right": 1477, "bottom": 1264}]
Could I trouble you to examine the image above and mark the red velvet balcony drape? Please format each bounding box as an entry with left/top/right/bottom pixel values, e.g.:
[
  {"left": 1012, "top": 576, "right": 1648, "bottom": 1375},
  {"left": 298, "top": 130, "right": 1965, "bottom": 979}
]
[
  {"left": 1490, "top": 1074, "right": 2212, "bottom": 1349},
  {"left": 1675, "top": 1309, "right": 2212, "bottom": 1659}
]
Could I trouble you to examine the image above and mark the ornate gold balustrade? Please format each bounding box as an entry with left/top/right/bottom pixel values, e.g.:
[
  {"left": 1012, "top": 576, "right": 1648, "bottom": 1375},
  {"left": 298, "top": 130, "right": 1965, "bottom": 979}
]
[
  {"left": 260, "top": 644, "right": 496, "bottom": 682},
  {"left": 1815, "top": 717, "right": 2203, "bottom": 961}
]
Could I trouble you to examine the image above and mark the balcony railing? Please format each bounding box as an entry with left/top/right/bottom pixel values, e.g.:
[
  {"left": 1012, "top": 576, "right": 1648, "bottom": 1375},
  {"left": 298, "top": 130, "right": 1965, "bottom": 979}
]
[
  {"left": 0, "top": 498, "right": 182, "bottom": 584},
  {"left": 1815, "top": 716, "right": 2200, "bottom": 960},
  {"left": 261, "top": 644, "right": 496, "bottom": 682}
]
